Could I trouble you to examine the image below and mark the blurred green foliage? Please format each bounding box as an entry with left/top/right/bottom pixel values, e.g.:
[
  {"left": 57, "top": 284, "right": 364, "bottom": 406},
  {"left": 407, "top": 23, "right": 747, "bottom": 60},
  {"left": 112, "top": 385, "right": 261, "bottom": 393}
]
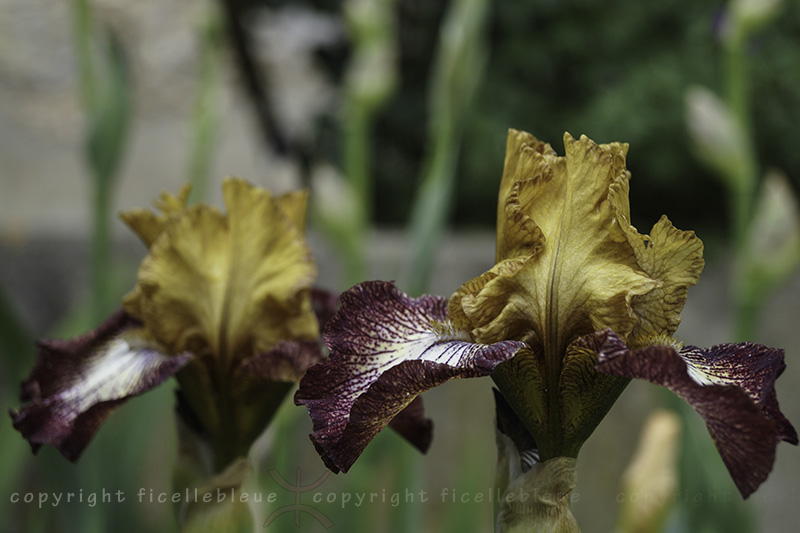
[
  {"left": 360, "top": 0, "right": 800, "bottom": 239},
  {"left": 262, "top": 0, "right": 800, "bottom": 238}
]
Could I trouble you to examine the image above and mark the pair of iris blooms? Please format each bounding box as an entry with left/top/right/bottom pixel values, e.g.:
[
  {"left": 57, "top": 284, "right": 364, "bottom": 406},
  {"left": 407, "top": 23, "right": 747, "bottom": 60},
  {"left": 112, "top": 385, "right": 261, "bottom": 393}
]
[{"left": 10, "top": 131, "right": 796, "bottom": 511}]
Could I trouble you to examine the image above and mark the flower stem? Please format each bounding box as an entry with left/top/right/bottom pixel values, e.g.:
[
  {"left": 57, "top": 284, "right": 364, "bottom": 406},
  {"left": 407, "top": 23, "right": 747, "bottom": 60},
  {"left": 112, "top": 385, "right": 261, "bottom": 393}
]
[
  {"left": 0, "top": 285, "right": 32, "bottom": 384},
  {"left": 90, "top": 180, "right": 113, "bottom": 324},
  {"left": 73, "top": 0, "right": 109, "bottom": 324},
  {"left": 73, "top": 0, "right": 131, "bottom": 323},
  {"left": 405, "top": 0, "right": 489, "bottom": 295},
  {"left": 342, "top": 101, "right": 371, "bottom": 286},
  {"left": 187, "top": 8, "right": 223, "bottom": 206},
  {"left": 327, "top": 0, "right": 399, "bottom": 288},
  {"left": 723, "top": 12, "right": 760, "bottom": 342}
]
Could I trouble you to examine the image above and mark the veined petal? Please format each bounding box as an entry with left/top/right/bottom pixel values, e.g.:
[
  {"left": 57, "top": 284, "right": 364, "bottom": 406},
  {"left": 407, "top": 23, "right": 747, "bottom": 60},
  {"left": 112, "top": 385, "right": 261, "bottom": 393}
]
[
  {"left": 237, "top": 340, "right": 323, "bottom": 383},
  {"left": 458, "top": 131, "right": 658, "bottom": 353},
  {"left": 310, "top": 287, "right": 341, "bottom": 332},
  {"left": 608, "top": 176, "right": 705, "bottom": 340},
  {"left": 386, "top": 397, "right": 433, "bottom": 457},
  {"left": 123, "top": 178, "right": 319, "bottom": 363},
  {"left": 495, "top": 129, "right": 553, "bottom": 261},
  {"left": 679, "top": 342, "right": 798, "bottom": 444},
  {"left": 295, "top": 281, "right": 526, "bottom": 473},
  {"left": 9, "top": 310, "right": 192, "bottom": 461},
  {"left": 456, "top": 130, "right": 706, "bottom": 457},
  {"left": 559, "top": 337, "right": 630, "bottom": 447},
  {"left": 123, "top": 203, "right": 229, "bottom": 356},
  {"left": 491, "top": 347, "right": 549, "bottom": 452},
  {"left": 449, "top": 256, "right": 533, "bottom": 342},
  {"left": 494, "top": 388, "right": 539, "bottom": 478},
  {"left": 593, "top": 329, "right": 797, "bottom": 498},
  {"left": 457, "top": 130, "right": 704, "bottom": 353}
]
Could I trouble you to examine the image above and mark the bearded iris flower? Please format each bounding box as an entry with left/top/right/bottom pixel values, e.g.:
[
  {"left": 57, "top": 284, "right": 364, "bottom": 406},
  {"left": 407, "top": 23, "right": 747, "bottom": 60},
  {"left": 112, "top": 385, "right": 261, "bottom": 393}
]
[
  {"left": 296, "top": 130, "right": 796, "bottom": 515},
  {"left": 10, "top": 179, "right": 334, "bottom": 471}
]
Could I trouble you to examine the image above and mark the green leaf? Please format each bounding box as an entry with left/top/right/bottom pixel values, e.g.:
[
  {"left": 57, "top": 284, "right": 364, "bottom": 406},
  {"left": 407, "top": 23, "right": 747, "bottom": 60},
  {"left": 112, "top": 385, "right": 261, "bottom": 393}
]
[{"left": 86, "top": 28, "right": 132, "bottom": 187}]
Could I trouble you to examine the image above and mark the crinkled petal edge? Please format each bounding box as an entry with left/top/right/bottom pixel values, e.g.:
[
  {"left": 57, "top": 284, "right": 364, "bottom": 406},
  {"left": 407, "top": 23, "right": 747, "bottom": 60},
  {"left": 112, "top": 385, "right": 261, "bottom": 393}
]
[
  {"left": 295, "top": 281, "right": 526, "bottom": 473},
  {"left": 9, "top": 310, "right": 192, "bottom": 461},
  {"left": 592, "top": 329, "right": 797, "bottom": 498}
]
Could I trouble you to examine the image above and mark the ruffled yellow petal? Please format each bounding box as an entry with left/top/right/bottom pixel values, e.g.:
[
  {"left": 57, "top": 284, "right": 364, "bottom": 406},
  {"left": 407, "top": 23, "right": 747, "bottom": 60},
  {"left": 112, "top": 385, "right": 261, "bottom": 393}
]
[
  {"left": 119, "top": 184, "right": 191, "bottom": 248},
  {"left": 123, "top": 178, "right": 318, "bottom": 365},
  {"left": 458, "top": 130, "right": 704, "bottom": 457},
  {"left": 607, "top": 172, "right": 705, "bottom": 340},
  {"left": 125, "top": 204, "right": 230, "bottom": 356},
  {"left": 496, "top": 130, "right": 554, "bottom": 261},
  {"left": 447, "top": 256, "right": 530, "bottom": 338},
  {"left": 460, "top": 131, "right": 658, "bottom": 356},
  {"left": 276, "top": 189, "right": 310, "bottom": 235}
]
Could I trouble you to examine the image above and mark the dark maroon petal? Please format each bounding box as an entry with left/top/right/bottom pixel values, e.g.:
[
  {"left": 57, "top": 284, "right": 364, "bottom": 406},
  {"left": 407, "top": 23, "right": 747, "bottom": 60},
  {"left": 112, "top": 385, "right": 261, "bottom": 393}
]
[
  {"left": 593, "top": 330, "right": 797, "bottom": 498},
  {"left": 237, "top": 340, "right": 323, "bottom": 383},
  {"left": 387, "top": 397, "right": 433, "bottom": 455},
  {"left": 310, "top": 287, "right": 340, "bottom": 333},
  {"left": 759, "top": 389, "right": 798, "bottom": 445},
  {"left": 679, "top": 343, "right": 798, "bottom": 444},
  {"left": 9, "top": 310, "right": 192, "bottom": 461},
  {"left": 295, "top": 281, "right": 525, "bottom": 473}
]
